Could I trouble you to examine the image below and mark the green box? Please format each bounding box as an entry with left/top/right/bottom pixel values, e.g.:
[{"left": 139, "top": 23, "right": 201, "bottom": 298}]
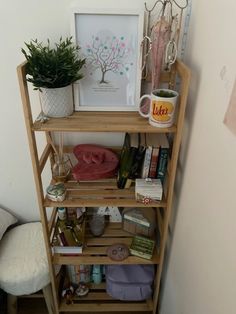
[{"left": 130, "top": 235, "right": 155, "bottom": 260}]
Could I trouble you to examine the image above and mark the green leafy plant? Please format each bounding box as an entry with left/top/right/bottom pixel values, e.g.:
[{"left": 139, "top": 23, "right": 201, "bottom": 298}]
[{"left": 21, "top": 37, "right": 86, "bottom": 90}]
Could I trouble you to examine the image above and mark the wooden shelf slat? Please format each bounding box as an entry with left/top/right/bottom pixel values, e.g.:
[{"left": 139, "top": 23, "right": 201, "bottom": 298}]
[
  {"left": 52, "top": 220, "right": 159, "bottom": 265},
  {"left": 68, "top": 188, "right": 134, "bottom": 197},
  {"left": 89, "top": 282, "right": 106, "bottom": 290},
  {"left": 73, "top": 292, "right": 114, "bottom": 301},
  {"left": 45, "top": 178, "right": 167, "bottom": 208},
  {"left": 53, "top": 251, "right": 159, "bottom": 265},
  {"left": 45, "top": 198, "right": 166, "bottom": 208},
  {"left": 33, "top": 111, "right": 177, "bottom": 133},
  {"left": 86, "top": 228, "right": 131, "bottom": 238},
  {"left": 86, "top": 237, "right": 132, "bottom": 246},
  {"left": 59, "top": 299, "right": 153, "bottom": 312}
]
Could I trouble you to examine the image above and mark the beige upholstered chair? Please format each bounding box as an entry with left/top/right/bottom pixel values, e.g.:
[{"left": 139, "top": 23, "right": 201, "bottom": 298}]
[{"left": 0, "top": 222, "right": 54, "bottom": 314}]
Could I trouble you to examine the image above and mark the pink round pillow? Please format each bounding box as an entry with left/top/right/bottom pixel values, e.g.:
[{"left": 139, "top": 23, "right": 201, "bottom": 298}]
[{"left": 72, "top": 144, "right": 119, "bottom": 181}]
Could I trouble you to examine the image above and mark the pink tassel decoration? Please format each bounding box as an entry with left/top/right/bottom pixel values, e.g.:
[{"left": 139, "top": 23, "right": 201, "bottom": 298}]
[{"left": 151, "top": 17, "right": 170, "bottom": 89}]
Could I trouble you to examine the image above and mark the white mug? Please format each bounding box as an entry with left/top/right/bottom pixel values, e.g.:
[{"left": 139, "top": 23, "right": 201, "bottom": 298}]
[{"left": 138, "top": 89, "right": 179, "bottom": 128}]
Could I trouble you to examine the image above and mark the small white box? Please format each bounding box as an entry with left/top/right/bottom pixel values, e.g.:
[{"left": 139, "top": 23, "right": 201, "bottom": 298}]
[{"left": 135, "top": 179, "right": 163, "bottom": 203}]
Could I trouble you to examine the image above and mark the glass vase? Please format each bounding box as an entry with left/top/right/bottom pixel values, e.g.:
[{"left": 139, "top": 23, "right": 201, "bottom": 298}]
[{"left": 52, "top": 154, "right": 71, "bottom": 183}]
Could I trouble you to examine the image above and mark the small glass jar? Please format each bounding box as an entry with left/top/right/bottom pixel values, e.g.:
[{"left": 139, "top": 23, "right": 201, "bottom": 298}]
[
  {"left": 52, "top": 154, "right": 71, "bottom": 183},
  {"left": 58, "top": 207, "right": 67, "bottom": 221}
]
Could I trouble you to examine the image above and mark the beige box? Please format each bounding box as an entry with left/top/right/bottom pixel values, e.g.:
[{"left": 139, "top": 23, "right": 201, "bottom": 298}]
[
  {"left": 135, "top": 179, "right": 163, "bottom": 202},
  {"left": 122, "top": 208, "right": 156, "bottom": 237}
]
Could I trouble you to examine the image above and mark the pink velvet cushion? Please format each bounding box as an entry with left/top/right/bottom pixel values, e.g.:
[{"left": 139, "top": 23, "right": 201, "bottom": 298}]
[{"left": 72, "top": 144, "right": 119, "bottom": 181}]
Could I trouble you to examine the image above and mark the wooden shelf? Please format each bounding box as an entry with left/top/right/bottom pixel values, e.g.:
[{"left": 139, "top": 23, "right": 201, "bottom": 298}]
[
  {"left": 33, "top": 111, "right": 177, "bottom": 133},
  {"left": 53, "top": 222, "right": 159, "bottom": 265},
  {"left": 18, "top": 58, "right": 191, "bottom": 314},
  {"left": 44, "top": 179, "right": 167, "bottom": 208},
  {"left": 59, "top": 282, "right": 153, "bottom": 312}
]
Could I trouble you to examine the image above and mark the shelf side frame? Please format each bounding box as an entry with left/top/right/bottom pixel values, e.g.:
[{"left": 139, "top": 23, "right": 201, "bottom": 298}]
[
  {"left": 17, "top": 58, "right": 190, "bottom": 314},
  {"left": 17, "top": 62, "right": 60, "bottom": 314},
  {"left": 152, "top": 59, "right": 191, "bottom": 314}
]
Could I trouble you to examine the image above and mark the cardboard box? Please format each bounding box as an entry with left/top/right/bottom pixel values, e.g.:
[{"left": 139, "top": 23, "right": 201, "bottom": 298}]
[
  {"left": 130, "top": 236, "right": 155, "bottom": 260},
  {"left": 135, "top": 179, "right": 163, "bottom": 203},
  {"left": 122, "top": 208, "right": 156, "bottom": 237}
]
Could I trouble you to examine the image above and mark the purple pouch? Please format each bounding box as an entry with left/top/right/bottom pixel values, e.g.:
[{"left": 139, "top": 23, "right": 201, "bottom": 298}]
[{"left": 105, "top": 265, "right": 155, "bottom": 301}]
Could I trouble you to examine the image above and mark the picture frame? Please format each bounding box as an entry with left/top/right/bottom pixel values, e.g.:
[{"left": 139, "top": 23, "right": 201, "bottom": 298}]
[{"left": 71, "top": 8, "right": 144, "bottom": 111}]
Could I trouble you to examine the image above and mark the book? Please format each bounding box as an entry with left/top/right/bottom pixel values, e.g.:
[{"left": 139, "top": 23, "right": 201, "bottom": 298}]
[
  {"left": 141, "top": 134, "right": 152, "bottom": 178},
  {"left": 52, "top": 244, "right": 83, "bottom": 255},
  {"left": 128, "top": 133, "right": 146, "bottom": 180},
  {"left": 146, "top": 133, "right": 160, "bottom": 178},
  {"left": 117, "top": 133, "right": 139, "bottom": 189},
  {"left": 66, "top": 265, "right": 91, "bottom": 285},
  {"left": 156, "top": 134, "right": 170, "bottom": 183},
  {"left": 149, "top": 147, "right": 160, "bottom": 178}
]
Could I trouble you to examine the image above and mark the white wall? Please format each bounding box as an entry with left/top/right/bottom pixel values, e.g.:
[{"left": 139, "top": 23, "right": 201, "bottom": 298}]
[
  {"left": 160, "top": 0, "right": 236, "bottom": 313},
  {"left": 0, "top": 0, "right": 146, "bottom": 221},
  {"left": 1, "top": 1, "right": 236, "bottom": 313}
]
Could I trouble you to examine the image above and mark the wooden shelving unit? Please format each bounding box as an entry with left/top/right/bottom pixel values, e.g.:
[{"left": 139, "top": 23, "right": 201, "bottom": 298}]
[{"left": 17, "top": 59, "right": 190, "bottom": 314}]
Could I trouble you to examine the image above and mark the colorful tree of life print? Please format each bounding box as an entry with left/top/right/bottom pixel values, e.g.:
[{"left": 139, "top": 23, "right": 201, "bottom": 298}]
[{"left": 86, "top": 32, "right": 134, "bottom": 84}]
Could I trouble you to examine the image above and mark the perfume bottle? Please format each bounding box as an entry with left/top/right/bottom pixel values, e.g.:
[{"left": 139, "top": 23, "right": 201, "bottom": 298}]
[
  {"left": 92, "top": 265, "right": 102, "bottom": 284},
  {"left": 89, "top": 214, "right": 105, "bottom": 236}
]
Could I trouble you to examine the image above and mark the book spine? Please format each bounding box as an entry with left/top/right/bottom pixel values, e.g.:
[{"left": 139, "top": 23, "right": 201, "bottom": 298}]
[
  {"left": 117, "top": 147, "right": 137, "bottom": 189},
  {"left": 123, "top": 215, "right": 150, "bottom": 227},
  {"left": 149, "top": 147, "right": 159, "bottom": 178},
  {"left": 66, "top": 265, "right": 78, "bottom": 285},
  {"left": 129, "top": 146, "right": 146, "bottom": 179},
  {"left": 156, "top": 147, "right": 169, "bottom": 182},
  {"left": 141, "top": 147, "right": 152, "bottom": 178},
  {"left": 57, "top": 229, "right": 68, "bottom": 246}
]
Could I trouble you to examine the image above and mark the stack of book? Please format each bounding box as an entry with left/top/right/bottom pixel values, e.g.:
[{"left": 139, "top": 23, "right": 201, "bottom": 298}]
[
  {"left": 117, "top": 133, "right": 170, "bottom": 189},
  {"left": 141, "top": 133, "right": 169, "bottom": 182},
  {"left": 117, "top": 133, "right": 146, "bottom": 189}
]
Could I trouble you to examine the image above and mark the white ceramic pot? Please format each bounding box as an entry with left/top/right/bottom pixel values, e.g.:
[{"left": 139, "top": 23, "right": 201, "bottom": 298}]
[{"left": 40, "top": 85, "right": 74, "bottom": 118}]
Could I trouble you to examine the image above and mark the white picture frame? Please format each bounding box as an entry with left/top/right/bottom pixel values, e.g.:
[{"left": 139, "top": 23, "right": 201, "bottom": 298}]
[{"left": 71, "top": 8, "right": 144, "bottom": 111}]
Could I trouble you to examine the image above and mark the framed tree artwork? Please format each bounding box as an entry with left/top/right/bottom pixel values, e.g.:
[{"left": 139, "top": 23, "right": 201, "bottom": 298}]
[{"left": 71, "top": 8, "right": 144, "bottom": 111}]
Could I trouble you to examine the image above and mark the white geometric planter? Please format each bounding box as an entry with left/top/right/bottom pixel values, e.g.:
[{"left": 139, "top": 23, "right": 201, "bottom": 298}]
[{"left": 39, "top": 85, "right": 74, "bottom": 118}]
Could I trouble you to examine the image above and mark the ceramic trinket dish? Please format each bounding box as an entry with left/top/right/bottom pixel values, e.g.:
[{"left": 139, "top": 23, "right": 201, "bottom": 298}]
[
  {"left": 46, "top": 183, "right": 66, "bottom": 202},
  {"left": 75, "top": 283, "right": 89, "bottom": 297},
  {"left": 106, "top": 243, "right": 129, "bottom": 261}
]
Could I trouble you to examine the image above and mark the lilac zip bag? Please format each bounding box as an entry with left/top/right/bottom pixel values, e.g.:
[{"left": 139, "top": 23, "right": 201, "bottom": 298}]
[{"left": 105, "top": 265, "right": 155, "bottom": 301}]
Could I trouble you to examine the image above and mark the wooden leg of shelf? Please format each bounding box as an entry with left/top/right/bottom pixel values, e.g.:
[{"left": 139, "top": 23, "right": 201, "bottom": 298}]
[
  {"left": 7, "top": 294, "right": 17, "bottom": 314},
  {"left": 42, "top": 284, "right": 55, "bottom": 314}
]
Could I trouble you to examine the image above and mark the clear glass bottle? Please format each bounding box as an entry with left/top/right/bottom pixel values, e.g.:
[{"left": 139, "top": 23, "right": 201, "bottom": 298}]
[
  {"left": 89, "top": 214, "right": 105, "bottom": 237},
  {"left": 58, "top": 207, "right": 67, "bottom": 221}
]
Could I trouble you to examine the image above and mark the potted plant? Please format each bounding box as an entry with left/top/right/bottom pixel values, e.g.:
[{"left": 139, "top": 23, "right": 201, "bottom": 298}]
[{"left": 22, "top": 37, "right": 85, "bottom": 118}]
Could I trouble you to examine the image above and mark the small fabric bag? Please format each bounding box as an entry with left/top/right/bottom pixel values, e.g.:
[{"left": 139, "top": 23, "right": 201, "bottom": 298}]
[{"left": 105, "top": 265, "right": 155, "bottom": 301}]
